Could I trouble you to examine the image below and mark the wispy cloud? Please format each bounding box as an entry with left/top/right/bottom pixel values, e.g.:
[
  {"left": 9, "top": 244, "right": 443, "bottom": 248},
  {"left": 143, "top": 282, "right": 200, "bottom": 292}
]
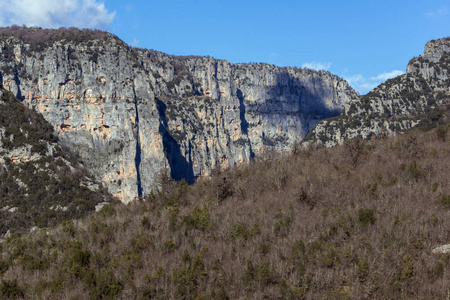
[
  {"left": 0, "top": 0, "right": 116, "bottom": 30},
  {"left": 131, "top": 38, "right": 140, "bottom": 47},
  {"left": 370, "top": 70, "right": 404, "bottom": 81},
  {"left": 344, "top": 70, "right": 404, "bottom": 94},
  {"left": 302, "top": 61, "right": 332, "bottom": 71},
  {"left": 425, "top": 8, "right": 448, "bottom": 18}
]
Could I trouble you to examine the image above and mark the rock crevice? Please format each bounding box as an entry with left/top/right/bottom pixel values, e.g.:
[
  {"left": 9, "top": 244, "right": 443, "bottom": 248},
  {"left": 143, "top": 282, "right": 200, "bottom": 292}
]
[{"left": 133, "top": 88, "right": 143, "bottom": 197}]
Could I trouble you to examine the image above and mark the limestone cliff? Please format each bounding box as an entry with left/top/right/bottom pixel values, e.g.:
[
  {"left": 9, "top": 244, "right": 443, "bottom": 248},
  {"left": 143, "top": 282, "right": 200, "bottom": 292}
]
[
  {"left": 307, "top": 37, "right": 450, "bottom": 147},
  {"left": 0, "top": 87, "right": 113, "bottom": 234},
  {"left": 0, "top": 27, "right": 357, "bottom": 202}
]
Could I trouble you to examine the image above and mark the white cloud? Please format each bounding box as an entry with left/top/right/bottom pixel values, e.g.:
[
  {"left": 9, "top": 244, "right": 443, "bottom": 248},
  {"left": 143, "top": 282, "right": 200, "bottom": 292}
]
[
  {"left": 0, "top": 0, "right": 115, "bottom": 30},
  {"left": 370, "top": 70, "right": 404, "bottom": 81},
  {"left": 344, "top": 69, "right": 404, "bottom": 94},
  {"left": 302, "top": 61, "right": 332, "bottom": 71},
  {"left": 426, "top": 8, "right": 448, "bottom": 18},
  {"left": 344, "top": 74, "right": 377, "bottom": 94}
]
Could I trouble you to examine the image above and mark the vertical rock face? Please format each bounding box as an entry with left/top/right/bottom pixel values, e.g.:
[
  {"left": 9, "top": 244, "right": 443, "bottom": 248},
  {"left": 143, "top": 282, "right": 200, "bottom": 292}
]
[
  {"left": 0, "top": 27, "right": 356, "bottom": 202},
  {"left": 308, "top": 37, "right": 450, "bottom": 147}
]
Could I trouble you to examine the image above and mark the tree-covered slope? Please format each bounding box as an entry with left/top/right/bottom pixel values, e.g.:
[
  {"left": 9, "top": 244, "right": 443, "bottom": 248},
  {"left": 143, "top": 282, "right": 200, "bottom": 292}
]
[
  {"left": 0, "top": 122, "right": 448, "bottom": 299},
  {"left": 0, "top": 87, "right": 114, "bottom": 235}
]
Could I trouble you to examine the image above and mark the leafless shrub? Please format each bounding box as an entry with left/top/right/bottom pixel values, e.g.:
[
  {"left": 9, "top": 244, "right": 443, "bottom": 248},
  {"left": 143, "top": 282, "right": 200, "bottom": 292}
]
[
  {"left": 393, "top": 132, "right": 423, "bottom": 160},
  {"left": 1, "top": 125, "right": 449, "bottom": 299},
  {"left": 343, "top": 137, "right": 366, "bottom": 167},
  {"left": 294, "top": 186, "right": 316, "bottom": 209},
  {"left": 270, "top": 159, "right": 289, "bottom": 191},
  {"left": 290, "top": 140, "right": 302, "bottom": 155}
]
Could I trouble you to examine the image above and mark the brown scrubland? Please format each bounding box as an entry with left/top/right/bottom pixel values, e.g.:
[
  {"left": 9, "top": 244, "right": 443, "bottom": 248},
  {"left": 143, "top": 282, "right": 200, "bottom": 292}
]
[{"left": 0, "top": 120, "right": 449, "bottom": 299}]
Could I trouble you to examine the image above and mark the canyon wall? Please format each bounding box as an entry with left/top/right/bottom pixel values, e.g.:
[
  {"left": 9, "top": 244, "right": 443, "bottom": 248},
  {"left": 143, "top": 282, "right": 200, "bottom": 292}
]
[{"left": 0, "top": 28, "right": 357, "bottom": 201}]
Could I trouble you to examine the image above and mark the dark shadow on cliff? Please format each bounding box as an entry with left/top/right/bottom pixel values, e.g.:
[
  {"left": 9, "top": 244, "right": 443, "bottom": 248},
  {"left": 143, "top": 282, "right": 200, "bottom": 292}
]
[
  {"left": 237, "top": 88, "right": 249, "bottom": 135},
  {"left": 14, "top": 71, "right": 23, "bottom": 101},
  {"left": 236, "top": 88, "right": 255, "bottom": 158},
  {"left": 156, "top": 98, "right": 195, "bottom": 184},
  {"left": 274, "top": 71, "right": 341, "bottom": 117},
  {"left": 134, "top": 98, "right": 143, "bottom": 197},
  {"left": 257, "top": 71, "right": 342, "bottom": 138}
]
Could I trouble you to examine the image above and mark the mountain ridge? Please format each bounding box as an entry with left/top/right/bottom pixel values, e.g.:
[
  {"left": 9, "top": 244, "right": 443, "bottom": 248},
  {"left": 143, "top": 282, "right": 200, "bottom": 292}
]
[
  {"left": 0, "top": 26, "right": 356, "bottom": 202},
  {"left": 306, "top": 36, "right": 450, "bottom": 146},
  {"left": 0, "top": 26, "right": 449, "bottom": 299}
]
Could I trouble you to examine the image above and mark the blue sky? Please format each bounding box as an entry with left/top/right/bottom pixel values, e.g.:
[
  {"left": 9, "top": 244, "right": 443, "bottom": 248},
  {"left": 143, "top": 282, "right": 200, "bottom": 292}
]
[{"left": 0, "top": 0, "right": 448, "bottom": 94}]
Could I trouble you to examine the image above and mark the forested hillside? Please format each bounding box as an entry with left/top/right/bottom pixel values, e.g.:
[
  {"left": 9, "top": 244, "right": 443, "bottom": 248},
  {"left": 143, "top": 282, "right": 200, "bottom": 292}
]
[{"left": 0, "top": 116, "right": 448, "bottom": 299}]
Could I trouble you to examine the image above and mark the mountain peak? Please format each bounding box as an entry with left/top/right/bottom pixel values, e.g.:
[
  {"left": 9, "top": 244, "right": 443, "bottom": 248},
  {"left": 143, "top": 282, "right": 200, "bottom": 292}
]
[
  {"left": 423, "top": 37, "right": 450, "bottom": 63},
  {"left": 306, "top": 37, "right": 450, "bottom": 146}
]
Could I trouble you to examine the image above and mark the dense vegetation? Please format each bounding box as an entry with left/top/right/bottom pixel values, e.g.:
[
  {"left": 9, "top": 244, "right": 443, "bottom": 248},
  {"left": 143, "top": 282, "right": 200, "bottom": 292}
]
[
  {"left": 0, "top": 121, "right": 448, "bottom": 299},
  {"left": 0, "top": 89, "right": 58, "bottom": 151},
  {"left": 0, "top": 88, "right": 114, "bottom": 234}
]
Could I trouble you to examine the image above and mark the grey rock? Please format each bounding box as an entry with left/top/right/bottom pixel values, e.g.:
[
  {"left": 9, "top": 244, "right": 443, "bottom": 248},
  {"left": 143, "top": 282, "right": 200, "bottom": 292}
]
[
  {"left": 0, "top": 28, "right": 356, "bottom": 202},
  {"left": 95, "top": 202, "right": 110, "bottom": 212},
  {"left": 308, "top": 37, "right": 450, "bottom": 147},
  {"left": 432, "top": 244, "right": 450, "bottom": 254}
]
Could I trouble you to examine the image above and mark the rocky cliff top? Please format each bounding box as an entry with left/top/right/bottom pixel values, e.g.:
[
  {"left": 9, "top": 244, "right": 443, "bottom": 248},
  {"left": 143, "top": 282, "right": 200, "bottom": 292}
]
[
  {"left": 306, "top": 37, "right": 450, "bottom": 146},
  {"left": 422, "top": 37, "right": 450, "bottom": 63}
]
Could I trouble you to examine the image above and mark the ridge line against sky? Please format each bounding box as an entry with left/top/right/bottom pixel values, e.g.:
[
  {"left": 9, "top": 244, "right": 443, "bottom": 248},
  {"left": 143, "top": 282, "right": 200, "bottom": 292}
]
[{"left": 0, "top": 0, "right": 448, "bottom": 94}]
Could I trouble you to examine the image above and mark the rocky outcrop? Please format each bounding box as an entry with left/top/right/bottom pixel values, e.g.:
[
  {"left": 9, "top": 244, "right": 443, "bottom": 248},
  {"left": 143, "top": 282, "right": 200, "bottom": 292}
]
[
  {"left": 432, "top": 244, "right": 450, "bottom": 254},
  {"left": 307, "top": 37, "right": 450, "bottom": 147},
  {"left": 0, "top": 27, "right": 357, "bottom": 202}
]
